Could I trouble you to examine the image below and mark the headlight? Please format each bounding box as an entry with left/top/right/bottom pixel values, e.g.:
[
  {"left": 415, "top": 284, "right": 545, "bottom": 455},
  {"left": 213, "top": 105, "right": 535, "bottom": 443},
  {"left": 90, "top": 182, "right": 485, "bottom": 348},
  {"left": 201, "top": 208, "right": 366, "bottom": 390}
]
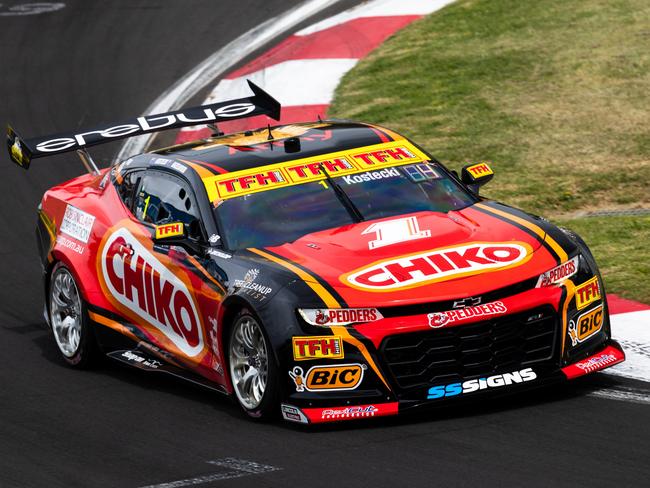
[
  {"left": 535, "top": 255, "right": 580, "bottom": 287},
  {"left": 298, "top": 308, "right": 383, "bottom": 326}
]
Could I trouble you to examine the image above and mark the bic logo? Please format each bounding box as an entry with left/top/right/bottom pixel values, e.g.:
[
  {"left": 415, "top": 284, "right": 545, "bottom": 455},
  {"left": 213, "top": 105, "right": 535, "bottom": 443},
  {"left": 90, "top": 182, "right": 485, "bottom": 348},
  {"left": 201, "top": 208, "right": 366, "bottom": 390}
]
[
  {"left": 568, "top": 305, "right": 604, "bottom": 346},
  {"left": 289, "top": 364, "right": 365, "bottom": 392}
]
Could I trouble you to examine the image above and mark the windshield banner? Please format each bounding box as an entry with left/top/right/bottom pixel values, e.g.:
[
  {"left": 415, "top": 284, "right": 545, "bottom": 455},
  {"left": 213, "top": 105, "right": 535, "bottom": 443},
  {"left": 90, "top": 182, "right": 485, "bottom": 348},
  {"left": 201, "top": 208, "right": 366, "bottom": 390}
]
[{"left": 202, "top": 140, "right": 429, "bottom": 202}]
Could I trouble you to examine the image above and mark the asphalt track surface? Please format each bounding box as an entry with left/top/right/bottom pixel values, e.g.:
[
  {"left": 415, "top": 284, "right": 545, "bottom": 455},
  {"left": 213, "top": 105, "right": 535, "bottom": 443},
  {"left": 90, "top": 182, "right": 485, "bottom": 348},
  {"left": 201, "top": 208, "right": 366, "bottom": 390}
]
[{"left": 1, "top": 2, "right": 649, "bottom": 487}]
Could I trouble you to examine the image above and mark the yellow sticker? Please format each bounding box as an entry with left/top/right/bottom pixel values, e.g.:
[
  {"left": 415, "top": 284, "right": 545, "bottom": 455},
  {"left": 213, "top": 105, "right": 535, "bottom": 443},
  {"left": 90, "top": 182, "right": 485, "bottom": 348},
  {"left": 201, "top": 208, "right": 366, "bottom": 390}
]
[
  {"left": 202, "top": 140, "right": 428, "bottom": 202},
  {"left": 292, "top": 336, "right": 344, "bottom": 361},
  {"left": 466, "top": 162, "right": 493, "bottom": 179},
  {"left": 575, "top": 276, "right": 601, "bottom": 310},
  {"left": 155, "top": 222, "right": 184, "bottom": 240}
]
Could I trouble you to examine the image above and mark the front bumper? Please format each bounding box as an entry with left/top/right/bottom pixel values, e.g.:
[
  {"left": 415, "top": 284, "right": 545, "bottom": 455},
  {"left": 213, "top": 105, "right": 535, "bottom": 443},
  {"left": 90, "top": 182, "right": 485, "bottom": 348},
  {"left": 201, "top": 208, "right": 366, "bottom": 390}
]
[{"left": 282, "top": 339, "right": 625, "bottom": 424}]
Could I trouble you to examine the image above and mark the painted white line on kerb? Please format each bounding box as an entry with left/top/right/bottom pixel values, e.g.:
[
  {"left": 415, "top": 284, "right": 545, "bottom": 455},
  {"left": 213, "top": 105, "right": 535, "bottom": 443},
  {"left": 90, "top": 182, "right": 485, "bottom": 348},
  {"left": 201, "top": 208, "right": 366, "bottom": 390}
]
[
  {"left": 608, "top": 310, "right": 650, "bottom": 383},
  {"left": 138, "top": 458, "right": 281, "bottom": 488},
  {"left": 296, "top": 0, "right": 456, "bottom": 35},
  {"left": 116, "top": 0, "right": 346, "bottom": 162},
  {"left": 206, "top": 59, "right": 358, "bottom": 106}
]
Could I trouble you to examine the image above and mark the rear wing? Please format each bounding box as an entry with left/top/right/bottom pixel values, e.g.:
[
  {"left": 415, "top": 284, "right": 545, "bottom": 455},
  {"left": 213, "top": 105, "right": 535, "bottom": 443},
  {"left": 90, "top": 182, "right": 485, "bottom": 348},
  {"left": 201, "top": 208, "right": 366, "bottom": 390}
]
[{"left": 6, "top": 80, "right": 280, "bottom": 170}]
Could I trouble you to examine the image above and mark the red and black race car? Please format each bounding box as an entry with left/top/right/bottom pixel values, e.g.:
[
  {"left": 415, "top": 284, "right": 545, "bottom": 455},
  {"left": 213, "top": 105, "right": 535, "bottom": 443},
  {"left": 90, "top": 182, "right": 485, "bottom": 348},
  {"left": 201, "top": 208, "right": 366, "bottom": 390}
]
[{"left": 7, "top": 82, "right": 624, "bottom": 424}]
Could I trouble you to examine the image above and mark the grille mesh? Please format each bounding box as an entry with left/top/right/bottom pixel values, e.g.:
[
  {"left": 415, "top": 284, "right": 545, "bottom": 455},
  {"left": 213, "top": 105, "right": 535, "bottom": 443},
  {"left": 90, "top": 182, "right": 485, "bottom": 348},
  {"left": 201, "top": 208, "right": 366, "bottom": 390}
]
[{"left": 380, "top": 306, "right": 558, "bottom": 389}]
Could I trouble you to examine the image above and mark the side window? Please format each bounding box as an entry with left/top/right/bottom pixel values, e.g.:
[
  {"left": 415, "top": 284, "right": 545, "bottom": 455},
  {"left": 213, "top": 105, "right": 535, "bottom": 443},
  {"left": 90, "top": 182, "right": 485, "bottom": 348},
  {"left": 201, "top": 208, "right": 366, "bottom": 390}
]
[
  {"left": 133, "top": 172, "right": 203, "bottom": 240},
  {"left": 116, "top": 170, "right": 142, "bottom": 211}
]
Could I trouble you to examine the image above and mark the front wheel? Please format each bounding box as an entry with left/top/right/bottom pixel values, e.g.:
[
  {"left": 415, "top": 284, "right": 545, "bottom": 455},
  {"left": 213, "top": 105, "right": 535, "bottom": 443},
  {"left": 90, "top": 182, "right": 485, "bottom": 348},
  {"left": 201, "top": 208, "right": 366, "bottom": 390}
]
[
  {"left": 228, "top": 309, "right": 279, "bottom": 419},
  {"left": 49, "top": 263, "right": 98, "bottom": 367}
]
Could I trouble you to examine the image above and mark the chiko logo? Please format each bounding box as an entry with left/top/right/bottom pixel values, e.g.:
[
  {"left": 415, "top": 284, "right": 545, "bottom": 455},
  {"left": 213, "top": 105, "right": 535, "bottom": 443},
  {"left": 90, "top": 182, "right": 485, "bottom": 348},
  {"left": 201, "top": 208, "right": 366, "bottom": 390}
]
[
  {"left": 100, "top": 228, "right": 204, "bottom": 357},
  {"left": 343, "top": 242, "right": 531, "bottom": 291},
  {"left": 427, "top": 368, "right": 537, "bottom": 399},
  {"left": 427, "top": 301, "right": 507, "bottom": 328},
  {"left": 575, "top": 354, "right": 618, "bottom": 373}
]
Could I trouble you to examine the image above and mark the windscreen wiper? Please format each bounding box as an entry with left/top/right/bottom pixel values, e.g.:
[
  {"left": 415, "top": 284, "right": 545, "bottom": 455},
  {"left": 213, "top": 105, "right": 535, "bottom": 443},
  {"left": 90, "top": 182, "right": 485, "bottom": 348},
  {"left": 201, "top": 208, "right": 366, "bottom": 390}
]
[{"left": 318, "top": 163, "right": 364, "bottom": 223}]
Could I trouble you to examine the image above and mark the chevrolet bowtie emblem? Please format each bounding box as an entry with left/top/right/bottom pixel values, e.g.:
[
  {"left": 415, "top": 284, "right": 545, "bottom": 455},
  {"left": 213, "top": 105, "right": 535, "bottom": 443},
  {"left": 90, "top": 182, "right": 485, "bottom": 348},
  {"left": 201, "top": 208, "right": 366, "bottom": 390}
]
[{"left": 453, "top": 297, "right": 482, "bottom": 309}]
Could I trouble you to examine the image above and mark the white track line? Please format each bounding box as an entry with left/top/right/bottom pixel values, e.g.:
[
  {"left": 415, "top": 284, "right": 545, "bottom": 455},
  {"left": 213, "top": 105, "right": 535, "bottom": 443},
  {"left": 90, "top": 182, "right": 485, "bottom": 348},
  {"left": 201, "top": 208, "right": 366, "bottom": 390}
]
[
  {"left": 138, "top": 458, "right": 281, "bottom": 488},
  {"left": 296, "top": 0, "right": 456, "bottom": 35},
  {"left": 116, "top": 0, "right": 346, "bottom": 161},
  {"left": 205, "top": 59, "right": 358, "bottom": 106},
  {"left": 589, "top": 386, "right": 650, "bottom": 405},
  {"left": 607, "top": 310, "right": 650, "bottom": 382}
]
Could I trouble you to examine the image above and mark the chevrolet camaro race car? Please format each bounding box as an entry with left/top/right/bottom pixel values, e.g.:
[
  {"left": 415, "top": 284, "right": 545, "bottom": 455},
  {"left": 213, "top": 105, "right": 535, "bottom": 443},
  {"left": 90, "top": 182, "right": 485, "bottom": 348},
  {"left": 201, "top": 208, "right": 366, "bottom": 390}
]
[{"left": 7, "top": 82, "right": 625, "bottom": 424}]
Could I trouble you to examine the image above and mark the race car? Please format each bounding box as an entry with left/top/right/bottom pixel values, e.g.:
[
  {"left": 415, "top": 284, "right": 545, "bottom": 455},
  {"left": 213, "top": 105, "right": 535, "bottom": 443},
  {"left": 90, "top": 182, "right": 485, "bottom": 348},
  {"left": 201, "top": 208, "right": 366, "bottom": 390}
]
[{"left": 7, "top": 81, "right": 624, "bottom": 424}]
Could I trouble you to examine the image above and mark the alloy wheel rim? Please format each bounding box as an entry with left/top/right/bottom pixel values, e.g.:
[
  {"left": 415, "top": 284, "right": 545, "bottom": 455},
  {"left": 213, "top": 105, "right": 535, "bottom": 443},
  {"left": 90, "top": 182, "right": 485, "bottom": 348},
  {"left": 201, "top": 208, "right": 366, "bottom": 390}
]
[
  {"left": 50, "top": 268, "right": 82, "bottom": 358},
  {"left": 229, "top": 316, "right": 269, "bottom": 410}
]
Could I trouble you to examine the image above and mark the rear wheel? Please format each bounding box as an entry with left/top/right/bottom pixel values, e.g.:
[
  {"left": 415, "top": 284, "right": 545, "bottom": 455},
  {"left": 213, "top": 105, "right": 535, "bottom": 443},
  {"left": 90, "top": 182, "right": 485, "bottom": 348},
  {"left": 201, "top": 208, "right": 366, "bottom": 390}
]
[
  {"left": 49, "top": 263, "right": 97, "bottom": 367},
  {"left": 228, "top": 309, "right": 278, "bottom": 419}
]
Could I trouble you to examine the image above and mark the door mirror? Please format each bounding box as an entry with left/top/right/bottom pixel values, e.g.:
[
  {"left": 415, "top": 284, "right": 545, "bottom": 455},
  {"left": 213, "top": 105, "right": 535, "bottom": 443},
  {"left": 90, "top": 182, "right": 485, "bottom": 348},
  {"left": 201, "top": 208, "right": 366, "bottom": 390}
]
[
  {"left": 153, "top": 222, "right": 202, "bottom": 255},
  {"left": 154, "top": 222, "right": 186, "bottom": 242},
  {"left": 461, "top": 162, "right": 494, "bottom": 194}
]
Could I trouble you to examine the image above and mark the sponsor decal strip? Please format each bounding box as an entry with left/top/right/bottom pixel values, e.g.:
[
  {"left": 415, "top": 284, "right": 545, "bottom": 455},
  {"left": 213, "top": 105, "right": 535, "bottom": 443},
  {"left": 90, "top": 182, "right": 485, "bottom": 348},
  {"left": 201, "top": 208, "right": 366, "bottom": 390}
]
[
  {"left": 248, "top": 247, "right": 391, "bottom": 391},
  {"left": 301, "top": 402, "right": 399, "bottom": 423},
  {"left": 474, "top": 202, "right": 568, "bottom": 263},
  {"left": 202, "top": 140, "right": 428, "bottom": 202},
  {"left": 561, "top": 344, "right": 625, "bottom": 380}
]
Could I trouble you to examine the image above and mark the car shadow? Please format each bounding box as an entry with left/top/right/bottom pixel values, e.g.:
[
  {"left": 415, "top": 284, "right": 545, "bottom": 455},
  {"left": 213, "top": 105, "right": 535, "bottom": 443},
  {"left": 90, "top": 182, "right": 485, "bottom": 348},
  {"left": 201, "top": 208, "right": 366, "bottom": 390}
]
[{"left": 12, "top": 319, "right": 642, "bottom": 432}]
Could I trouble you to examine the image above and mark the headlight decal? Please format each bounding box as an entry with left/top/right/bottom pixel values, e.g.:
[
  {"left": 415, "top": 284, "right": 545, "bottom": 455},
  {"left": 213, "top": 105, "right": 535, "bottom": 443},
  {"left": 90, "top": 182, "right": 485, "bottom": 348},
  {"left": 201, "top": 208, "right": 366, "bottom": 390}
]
[
  {"left": 298, "top": 308, "right": 383, "bottom": 326},
  {"left": 536, "top": 255, "right": 579, "bottom": 287}
]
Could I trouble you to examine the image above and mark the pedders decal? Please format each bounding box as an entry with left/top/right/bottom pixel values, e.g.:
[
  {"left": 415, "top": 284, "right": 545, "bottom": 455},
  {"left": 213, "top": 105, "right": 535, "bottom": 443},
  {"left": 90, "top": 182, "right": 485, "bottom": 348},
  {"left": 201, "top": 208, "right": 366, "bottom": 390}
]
[
  {"left": 342, "top": 241, "right": 533, "bottom": 292},
  {"left": 98, "top": 225, "right": 205, "bottom": 357}
]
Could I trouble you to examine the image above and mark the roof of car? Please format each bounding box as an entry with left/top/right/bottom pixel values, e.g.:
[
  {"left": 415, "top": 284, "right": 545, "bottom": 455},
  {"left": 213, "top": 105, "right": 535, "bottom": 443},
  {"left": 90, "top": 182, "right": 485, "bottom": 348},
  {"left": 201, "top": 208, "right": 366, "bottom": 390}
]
[{"left": 148, "top": 120, "right": 408, "bottom": 175}]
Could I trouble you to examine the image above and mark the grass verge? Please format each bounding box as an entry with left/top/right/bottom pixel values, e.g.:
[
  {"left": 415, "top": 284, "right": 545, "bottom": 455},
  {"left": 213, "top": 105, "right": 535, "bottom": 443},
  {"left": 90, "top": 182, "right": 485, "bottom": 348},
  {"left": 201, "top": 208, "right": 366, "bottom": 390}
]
[{"left": 330, "top": 0, "right": 649, "bottom": 302}]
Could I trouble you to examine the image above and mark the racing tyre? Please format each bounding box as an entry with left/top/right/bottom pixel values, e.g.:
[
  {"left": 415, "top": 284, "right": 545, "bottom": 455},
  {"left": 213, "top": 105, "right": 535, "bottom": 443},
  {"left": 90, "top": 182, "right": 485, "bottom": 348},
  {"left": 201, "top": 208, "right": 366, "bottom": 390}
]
[
  {"left": 228, "top": 309, "right": 279, "bottom": 419},
  {"left": 49, "top": 263, "right": 98, "bottom": 368}
]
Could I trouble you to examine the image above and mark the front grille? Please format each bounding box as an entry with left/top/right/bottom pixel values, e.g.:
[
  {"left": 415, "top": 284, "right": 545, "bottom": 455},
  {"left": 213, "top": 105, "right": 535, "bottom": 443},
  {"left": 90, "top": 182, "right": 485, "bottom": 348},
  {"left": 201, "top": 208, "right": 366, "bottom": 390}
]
[
  {"left": 378, "top": 278, "right": 537, "bottom": 318},
  {"left": 380, "top": 306, "right": 558, "bottom": 390}
]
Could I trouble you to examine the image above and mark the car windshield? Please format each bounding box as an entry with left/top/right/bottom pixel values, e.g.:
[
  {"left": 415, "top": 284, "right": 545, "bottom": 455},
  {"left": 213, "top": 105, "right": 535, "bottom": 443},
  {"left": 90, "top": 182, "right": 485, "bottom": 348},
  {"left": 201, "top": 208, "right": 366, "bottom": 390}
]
[{"left": 214, "top": 162, "right": 476, "bottom": 249}]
